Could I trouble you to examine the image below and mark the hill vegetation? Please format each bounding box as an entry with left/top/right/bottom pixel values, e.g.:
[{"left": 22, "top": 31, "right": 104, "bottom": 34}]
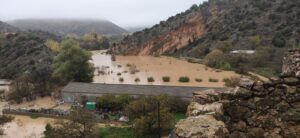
[
  {"left": 112, "top": 0, "right": 300, "bottom": 77},
  {"left": 9, "top": 19, "right": 128, "bottom": 36}
]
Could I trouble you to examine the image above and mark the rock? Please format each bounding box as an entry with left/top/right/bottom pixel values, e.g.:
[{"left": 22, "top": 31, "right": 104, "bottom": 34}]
[
  {"left": 193, "top": 89, "right": 221, "bottom": 104},
  {"left": 239, "top": 78, "right": 254, "bottom": 89},
  {"left": 246, "top": 128, "right": 264, "bottom": 138},
  {"left": 283, "top": 77, "right": 300, "bottom": 86},
  {"left": 175, "top": 115, "right": 229, "bottom": 138},
  {"left": 270, "top": 77, "right": 283, "bottom": 85},
  {"left": 234, "top": 87, "right": 253, "bottom": 99},
  {"left": 233, "top": 121, "right": 247, "bottom": 132},
  {"left": 275, "top": 101, "right": 290, "bottom": 112},
  {"left": 282, "top": 109, "right": 300, "bottom": 123},
  {"left": 229, "top": 131, "right": 246, "bottom": 138},
  {"left": 187, "top": 102, "right": 224, "bottom": 116}
]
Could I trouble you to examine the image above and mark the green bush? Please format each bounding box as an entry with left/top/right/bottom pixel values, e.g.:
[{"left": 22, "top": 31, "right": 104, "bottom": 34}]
[
  {"left": 272, "top": 33, "right": 286, "bottom": 47},
  {"left": 195, "top": 78, "right": 203, "bottom": 82},
  {"left": 147, "top": 77, "right": 155, "bottom": 82},
  {"left": 209, "top": 78, "right": 219, "bottom": 82},
  {"left": 119, "top": 77, "right": 124, "bottom": 82},
  {"left": 179, "top": 76, "right": 190, "bottom": 83},
  {"left": 162, "top": 76, "right": 170, "bottom": 82},
  {"left": 223, "top": 77, "right": 240, "bottom": 87}
]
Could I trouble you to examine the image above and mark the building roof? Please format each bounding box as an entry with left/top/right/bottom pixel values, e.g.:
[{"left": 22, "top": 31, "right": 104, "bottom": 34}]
[
  {"left": 62, "top": 82, "right": 226, "bottom": 98},
  {"left": 0, "top": 79, "right": 12, "bottom": 85}
]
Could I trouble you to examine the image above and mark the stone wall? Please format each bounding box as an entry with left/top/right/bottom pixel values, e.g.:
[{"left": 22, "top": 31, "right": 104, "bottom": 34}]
[
  {"left": 173, "top": 50, "right": 300, "bottom": 138},
  {"left": 282, "top": 49, "right": 300, "bottom": 77}
]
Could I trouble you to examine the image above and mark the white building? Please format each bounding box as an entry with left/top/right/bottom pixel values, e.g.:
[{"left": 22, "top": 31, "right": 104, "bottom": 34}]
[{"left": 230, "top": 50, "right": 255, "bottom": 54}]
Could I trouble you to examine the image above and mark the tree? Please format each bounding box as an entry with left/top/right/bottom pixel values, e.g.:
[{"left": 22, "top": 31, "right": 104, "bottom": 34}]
[
  {"left": 204, "top": 49, "right": 225, "bottom": 68},
  {"left": 8, "top": 74, "right": 34, "bottom": 103},
  {"left": 45, "top": 39, "right": 60, "bottom": 53},
  {"left": 0, "top": 115, "right": 14, "bottom": 135},
  {"left": 52, "top": 39, "right": 95, "bottom": 83},
  {"left": 96, "top": 94, "right": 134, "bottom": 111},
  {"left": 44, "top": 108, "right": 97, "bottom": 138},
  {"left": 125, "top": 96, "right": 174, "bottom": 137},
  {"left": 272, "top": 33, "right": 286, "bottom": 48}
]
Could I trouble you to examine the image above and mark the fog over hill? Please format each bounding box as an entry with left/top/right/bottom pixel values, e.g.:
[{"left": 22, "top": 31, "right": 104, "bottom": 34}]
[
  {"left": 0, "top": 21, "right": 19, "bottom": 33},
  {"left": 9, "top": 19, "right": 128, "bottom": 36}
]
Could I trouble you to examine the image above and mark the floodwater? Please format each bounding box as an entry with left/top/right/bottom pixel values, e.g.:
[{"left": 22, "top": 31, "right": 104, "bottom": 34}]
[
  {"left": 92, "top": 50, "right": 240, "bottom": 87},
  {"left": 1, "top": 115, "right": 55, "bottom": 138}
]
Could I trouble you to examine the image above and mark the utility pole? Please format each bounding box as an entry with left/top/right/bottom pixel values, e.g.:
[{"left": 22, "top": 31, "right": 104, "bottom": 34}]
[{"left": 157, "top": 101, "right": 161, "bottom": 138}]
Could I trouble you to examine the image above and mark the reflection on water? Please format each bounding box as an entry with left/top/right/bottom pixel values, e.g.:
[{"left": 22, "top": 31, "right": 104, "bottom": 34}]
[{"left": 92, "top": 50, "right": 240, "bottom": 87}]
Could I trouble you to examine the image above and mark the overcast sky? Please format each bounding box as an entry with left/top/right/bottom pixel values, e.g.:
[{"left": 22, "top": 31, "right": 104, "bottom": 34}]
[{"left": 0, "top": 0, "right": 205, "bottom": 28}]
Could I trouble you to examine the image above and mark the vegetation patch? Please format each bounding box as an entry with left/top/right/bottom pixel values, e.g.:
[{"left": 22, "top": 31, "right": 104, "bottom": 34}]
[
  {"left": 178, "top": 76, "right": 190, "bottom": 83},
  {"left": 119, "top": 77, "right": 124, "bottom": 82},
  {"left": 134, "top": 77, "right": 140, "bottom": 83},
  {"left": 162, "top": 76, "right": 170, "bottom": 82},
  {"left": 147, "top": 77, "right": 155, "bottom": 82},
  {"left": 209, "top": 78, "right": 219, "bottom": 82},
  {"left": 195, "top": 78, "right": 203, "bottom": 82},
  {"left": 97, "top": 127, "right": 134, "bottom": 138},
  {"left": 223, "top": 77, "right": 240, "bottom": 87}
]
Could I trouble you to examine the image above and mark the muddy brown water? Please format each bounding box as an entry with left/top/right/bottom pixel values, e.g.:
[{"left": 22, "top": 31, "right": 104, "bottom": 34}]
[{"left": 92, "top": 50, "right": 240, "bottom": 87}]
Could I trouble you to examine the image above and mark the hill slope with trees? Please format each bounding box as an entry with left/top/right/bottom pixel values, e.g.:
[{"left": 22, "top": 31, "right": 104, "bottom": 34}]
[
  {"left": 112, "top": 0, "right": 300, "bottom": 76},
  {"left": 9, "top": 19, "right": 128, "bottom": 36}
]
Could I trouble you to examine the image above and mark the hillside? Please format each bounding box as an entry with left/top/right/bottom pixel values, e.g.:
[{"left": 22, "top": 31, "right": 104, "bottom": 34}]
[
  {"left": 111, "top": 0, "right": 300, "bottom": 76},
  {"left": 113, "top": 0, "right": 300, "bottom": 55},
  {"left": 0, "top": 21, "right": 19, "bottom": 33},
  {"left": 0, "top": 31, "right": 58, "bottom": 79},
  {"left": 9, "top": 19, "right": 128, "bottom": 36}
]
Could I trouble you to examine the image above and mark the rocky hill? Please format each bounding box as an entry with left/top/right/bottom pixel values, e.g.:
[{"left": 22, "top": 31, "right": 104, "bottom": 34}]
[
  {"left": 173, "top": 50, "right": 300, "bottom": 138},
  {"left": 9, "top": 19, "right": 128, "bottom": 36},
  {"left": 0, "top": 21, "right": 19, "bottom": 33},
  {"left": 0, "top": 31, "right": 58, "bottom": 79},
  {"left": 112, "top": 0, "right": 300, "bottom": 55}
]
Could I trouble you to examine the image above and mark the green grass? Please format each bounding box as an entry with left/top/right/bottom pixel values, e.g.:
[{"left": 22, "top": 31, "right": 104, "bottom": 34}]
[
  {"left": 98, "top": 127, "right": 134, "bottom": 138},
  {"left": 173, "top": 113, "right": 186, "bottom": 123}
]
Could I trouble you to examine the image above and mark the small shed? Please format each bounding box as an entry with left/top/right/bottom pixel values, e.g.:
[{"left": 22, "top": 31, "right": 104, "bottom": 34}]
[{"left": 86, "top": 102, "right": 96, "bottom": 110}]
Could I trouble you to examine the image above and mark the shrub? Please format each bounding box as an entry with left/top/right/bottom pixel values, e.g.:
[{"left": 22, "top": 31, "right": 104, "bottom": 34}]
[
  {"left": 134, "top": 78, "right": 140, "bottom": 83},
  {"left": 195, "top": 78, "right": 203, "bottom": 82},
  {"left": 220, "top": 62, "right": 231, "bottom": 71},
  {"left": 117, "top": 72, "right": 122, "bottom": 76},
  {"left": 209, "top": 78, "right": 219, "bottom": 82},
  {"left": 162, "top": 76, "right": 170, "bottom": 82},
  {"left": 272, "top": 33, "right": 286, "bottom": 47},
  {"left": 119, "top": 77, "right": 124, "bottom": 82},
  {"left": 147, "top": 77, "right": 155, "bottom": 82},
  {"left": 223, "top": 77, "right": 240, "bottom": 87},
  {"left": 179, "top": 76, "right": 190, "bottom": 83}
]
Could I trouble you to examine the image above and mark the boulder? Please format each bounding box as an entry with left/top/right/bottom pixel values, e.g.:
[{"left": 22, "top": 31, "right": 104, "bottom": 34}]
[
  {"left": 187, "top": 102, "right": 224, "bottom": 116},
  {"left": 175, "top": 115, "right": 229, "bottom": 138}
]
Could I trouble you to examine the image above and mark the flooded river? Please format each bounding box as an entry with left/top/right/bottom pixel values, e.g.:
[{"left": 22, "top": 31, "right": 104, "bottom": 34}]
[{"left": 92, "top": 50, "right": 240, "bottom": 87}]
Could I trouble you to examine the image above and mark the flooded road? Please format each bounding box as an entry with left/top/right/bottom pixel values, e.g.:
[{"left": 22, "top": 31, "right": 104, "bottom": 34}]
[{"left": 92, "top": 50, "right": 240, "bottom": 87}]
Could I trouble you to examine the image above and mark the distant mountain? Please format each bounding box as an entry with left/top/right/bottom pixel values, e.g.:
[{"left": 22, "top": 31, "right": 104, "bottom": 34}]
[
  {"left": 112, "top": 0, "right": 300, "bottom": 56},
  {"left": 0, "top": 21, "right": 19, "bottom": 33},
  {"left": 9, "top": 19, "right": 128, "bottom": 36},
  {"left": 125, "top": 26, "right": 148, "bottom": 33}
]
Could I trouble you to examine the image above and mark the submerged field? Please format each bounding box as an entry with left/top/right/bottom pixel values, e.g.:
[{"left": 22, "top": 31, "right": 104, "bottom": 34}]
[{"left": 92, "top": 50, "right": 240, "bottom": 87}]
